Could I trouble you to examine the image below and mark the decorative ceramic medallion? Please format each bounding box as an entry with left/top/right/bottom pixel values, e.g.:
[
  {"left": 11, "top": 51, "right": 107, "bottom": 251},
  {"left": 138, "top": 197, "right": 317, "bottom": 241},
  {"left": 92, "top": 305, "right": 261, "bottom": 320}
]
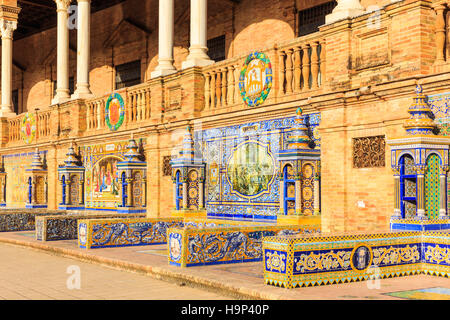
[
  {"left": 105, "top": 93, "right": 125, "bottom": 131},
  {"left": 350, "top": 245, "right": 373, "bottom": 272},
  {"left": 21, "top": 113, "right": 36, "bottom": 144},
  {"left": 239, "top": 52, "right": 272, "bottom": 107},
  {"left": 227, "top": 141, "right": 275, "bottom": 198},
  {"left": 169, "top": 233, "right": 182, "bottom": 262},
  {"left": 78, "top": 223, "right": 87, "bottom": 246}
]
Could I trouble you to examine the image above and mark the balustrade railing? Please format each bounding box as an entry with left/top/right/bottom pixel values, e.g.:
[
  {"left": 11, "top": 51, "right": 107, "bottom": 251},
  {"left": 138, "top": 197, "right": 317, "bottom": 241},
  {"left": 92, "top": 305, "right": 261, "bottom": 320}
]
[
  {"left": 202, "top": 33, "right": 325, "bottom": 111},
  {"left": 203, "top": 56, "right": 243, "bottom": 110},
  {"left": 8, "top": 115, "right": 22, "bottom": 143},
  {"left": 278, "top": 35, "right": 325, "bottom": 95},
  {"left": 85, "top": 83, "right": 151, "bottom": 131},
  {"left": 7, "top": 108, "right": 52, "bottom": 143}
]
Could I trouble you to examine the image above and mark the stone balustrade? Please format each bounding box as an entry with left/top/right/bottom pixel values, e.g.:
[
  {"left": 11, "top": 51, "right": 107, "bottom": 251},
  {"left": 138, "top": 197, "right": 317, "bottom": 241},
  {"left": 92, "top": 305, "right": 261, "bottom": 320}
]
[
  {"left": 8, "top": 108, "right": 52, "bottom": 144},
  {"left": 277, "top": 35, "right": 325, "bottom": 94}
]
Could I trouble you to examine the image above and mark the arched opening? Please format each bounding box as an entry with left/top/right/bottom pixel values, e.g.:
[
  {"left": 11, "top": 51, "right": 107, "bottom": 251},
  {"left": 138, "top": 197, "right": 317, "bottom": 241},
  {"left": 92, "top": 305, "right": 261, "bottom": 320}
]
[
  {"left": 61, "top": 175, "right": 66, "bottom": 205},
  {"left": 121, "top": 172, "right": 127, "bottom": 207},
  {"left": 283, "top": 164, "right": 295, "bottom": 215},
  {"left": 399, "top": 154, "right": 417, "bottom": 218},
  {"left": 176, "top": 171, "right": 182, "bottom": 210}
]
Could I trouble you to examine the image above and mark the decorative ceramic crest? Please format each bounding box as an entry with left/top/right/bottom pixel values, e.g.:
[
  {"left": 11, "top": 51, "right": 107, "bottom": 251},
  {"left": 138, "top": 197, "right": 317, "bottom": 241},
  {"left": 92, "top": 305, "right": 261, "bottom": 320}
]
[
  {"left": 239, "top": 52, "right": 273, "bottom": 107},
  {"left": 21, "top": 113, "right": 36, "bottom": 144},
  {"left": 105, "top": 93, "right": 125, "bottom": 131}
]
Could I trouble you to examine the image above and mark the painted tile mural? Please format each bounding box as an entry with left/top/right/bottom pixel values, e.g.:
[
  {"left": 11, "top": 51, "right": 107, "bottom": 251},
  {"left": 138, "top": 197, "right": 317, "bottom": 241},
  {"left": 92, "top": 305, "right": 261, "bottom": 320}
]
[
  {"left": 82, "top": 140, "right": 145, "bottom": 210},
  {"left": 3, "top": 152, "right": 45, "bottom": 207},
  {"left": 194, "top": 114, "right": 320, "bottom": 218}
]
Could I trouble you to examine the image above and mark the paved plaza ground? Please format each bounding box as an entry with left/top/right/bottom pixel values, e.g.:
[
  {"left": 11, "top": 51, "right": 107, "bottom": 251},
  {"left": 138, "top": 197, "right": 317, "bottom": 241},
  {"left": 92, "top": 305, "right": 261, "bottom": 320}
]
[{"left": 0, "top": 231, "right": 449, "bottom": 300}]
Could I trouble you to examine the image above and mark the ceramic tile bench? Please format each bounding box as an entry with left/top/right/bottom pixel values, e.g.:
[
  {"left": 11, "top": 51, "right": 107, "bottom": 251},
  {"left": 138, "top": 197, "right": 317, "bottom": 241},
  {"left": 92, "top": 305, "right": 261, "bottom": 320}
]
[
  {"left": 167, "top": 224, "right": 320, "bottom": 267},
  {"left": 263, "top": 230, "right": 450, "bottom": 288},
  {"left": 0, "top": 209, "right": 65, "bottom": 232},
  {"left": 35, "top": 213, "right": 146, "bottom": 241}
]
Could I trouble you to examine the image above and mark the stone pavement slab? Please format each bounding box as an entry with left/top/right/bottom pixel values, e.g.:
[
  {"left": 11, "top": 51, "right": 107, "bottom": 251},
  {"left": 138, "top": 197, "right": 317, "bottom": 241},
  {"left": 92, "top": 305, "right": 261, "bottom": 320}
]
[
  {"left": 0, "top": 231, "right": 449, "bottom": 300},
  {"left": 0, "top": 242, "right": 229, "bottom": 300}
]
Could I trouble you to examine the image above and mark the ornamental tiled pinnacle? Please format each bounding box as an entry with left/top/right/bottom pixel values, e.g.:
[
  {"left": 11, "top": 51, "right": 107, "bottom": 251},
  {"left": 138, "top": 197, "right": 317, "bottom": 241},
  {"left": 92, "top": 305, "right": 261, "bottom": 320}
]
[
  {"left": 286, "top": 107, "right": 311, "bottom": 149},
  {"left": 31, "top": 148, "right": 44, "bottom": 170},
  {"left": 124, "top": 134, "right": 141, "bottom": 162},
  {"left": 63, "top": 143, "right": 79, "bottom": 166},
  {"left": 179, "top": 126, "right": 195, "bottom": 161},
  {"left": 404, "top": 85, "right": 436, "bottom": 135}
]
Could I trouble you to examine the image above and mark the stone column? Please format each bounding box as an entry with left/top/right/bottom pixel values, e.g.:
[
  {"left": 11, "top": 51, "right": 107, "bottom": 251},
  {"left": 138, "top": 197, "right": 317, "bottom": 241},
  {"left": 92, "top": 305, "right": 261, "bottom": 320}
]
[
  {"left": 52, "top": 0, "right": 71, "bottom": 104},
  {"left": 151, "top": 0, "right": 176, "bottom": 78},
  {"left": 439, "top": 169, "right": 447, "bottom": 218},
  {"left": 0, "top": 19, "right": 17, "bottom": 117},
  {"left": 325, "top": 0, "right": 365, "bottom": 25},
  {"left": 72, "top": 0, "right": 94, "bottom": 99},
  {"left": 182, "top": 0, "right": 214, "bottom": 69}
]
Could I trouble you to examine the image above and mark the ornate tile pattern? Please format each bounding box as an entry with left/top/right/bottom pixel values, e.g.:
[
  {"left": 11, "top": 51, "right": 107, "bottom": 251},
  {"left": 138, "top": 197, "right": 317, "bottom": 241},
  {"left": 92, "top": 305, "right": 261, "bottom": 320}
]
[
  {"left": 263, "top": 231, "right": 450, "bottom": 288},
  {"left": 35, "top": 213, "right": 145, "bottom": 241},
  {"left": 197, "top": 114, "right": 320, "bottom": 218},
  {"left": 167, "top": 224, "right": 320, "bottom": 267},
  {"left": 425, "top": 154, "right": 440, "bottom": 219},
  {"left": 78, "top": 217, "right": 185, "bottom": 249}
]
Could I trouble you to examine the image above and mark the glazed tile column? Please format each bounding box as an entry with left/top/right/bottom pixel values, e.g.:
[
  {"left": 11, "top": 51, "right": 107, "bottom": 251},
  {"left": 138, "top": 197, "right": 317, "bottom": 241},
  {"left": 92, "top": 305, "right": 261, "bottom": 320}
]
[
  {"left": 416, "top": 166, "right": 426, "bottom": 219},
  {"left": 151, "top": 0, "right": 176, "bottom": 78},
  {"left": 78, "top": 180, "right": 84, "bottom": 205},
  {"left": 72, "top": 0, "right": 94, "bottom": 99},
  {"left": 182, "top": 0, "right": 214, "bottom": 69},
  {"left": 173, "top": 183, "right": 178, "bottom": 208},
  {"left": 199, "top": 180, "right": 204, "bottom": 209},
  {"left": 182, "top": 181, "right": 188, "bottom": 209},
  {"left": 279, "top": 179, "right": 285, "bottom": 214},
  {"left": 126, "top": 178, "right": 133, "bottom": 207},
  {"left": 439, "top": 167, "right": 448, "bottom": 218},
  {"left": 295, "top": 178, "right": 302, "bottom": 215},
  {"left": 393, "top": 167, "right": 402, "bottom": 218},
  {"left": 313, "top": 173, "right": 320, "bottom": 215},
  {"left": 0, "top": 19, "right": 17, "bottom": 117},
  {"left": 52, "top": 0, "right": 71, "bottom": 104}
]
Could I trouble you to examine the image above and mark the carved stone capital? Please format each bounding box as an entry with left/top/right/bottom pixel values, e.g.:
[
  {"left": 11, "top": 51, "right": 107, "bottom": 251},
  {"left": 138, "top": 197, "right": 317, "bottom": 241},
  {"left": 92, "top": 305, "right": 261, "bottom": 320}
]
[
  {"left": 0, "top": 19, "right": 16, "bottom": 40},
  {"left": 54, "top": 0, "right": 72, "bottom": 11}
]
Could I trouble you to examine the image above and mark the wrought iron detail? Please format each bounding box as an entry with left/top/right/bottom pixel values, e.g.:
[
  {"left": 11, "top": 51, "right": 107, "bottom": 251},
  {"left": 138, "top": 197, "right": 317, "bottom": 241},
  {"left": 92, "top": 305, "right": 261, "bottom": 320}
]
[{"left": 353, "top": 135, "right": 386, "bottom": 168}]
